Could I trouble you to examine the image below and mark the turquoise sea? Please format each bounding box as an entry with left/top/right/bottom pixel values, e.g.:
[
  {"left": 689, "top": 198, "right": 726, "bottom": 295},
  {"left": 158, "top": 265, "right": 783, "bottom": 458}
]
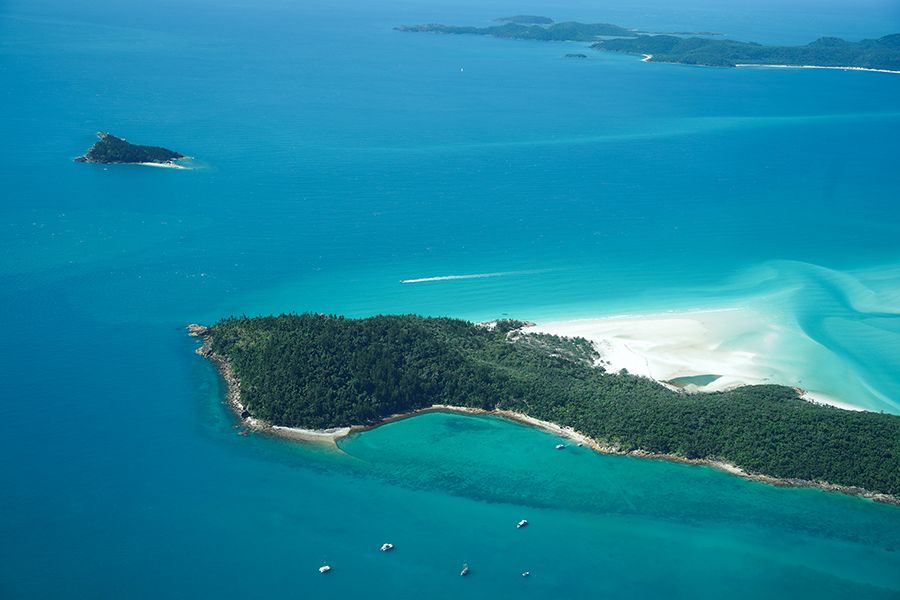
[{"left": 2, "top": 0, "right": 900, "bottom": 597}]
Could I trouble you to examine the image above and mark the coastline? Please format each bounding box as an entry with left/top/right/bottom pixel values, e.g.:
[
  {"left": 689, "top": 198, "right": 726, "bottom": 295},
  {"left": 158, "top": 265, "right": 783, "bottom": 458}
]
[
  {"left": 523, "top": 310, "right": 865, "bottom": 412},
  {"left": 628, "top": 54, "right": 900, "bottom": 74},
  {"left": 75, "top": 155, "right": 192, "bottom": 169},
  {"left": 188, "top": 323, "right": 899, "bottom": 506},
  {"left": 136, "top": 161, "right": 189, "bottom": 169},
  {"left": 189, "top": 324, "right": 349, "bottom": 446},
  {"left": 735, "top": 63, "right": 900, "bottom": 75}
]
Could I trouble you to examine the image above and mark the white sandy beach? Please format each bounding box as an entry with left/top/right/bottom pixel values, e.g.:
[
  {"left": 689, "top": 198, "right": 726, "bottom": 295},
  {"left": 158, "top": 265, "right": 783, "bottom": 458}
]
[
  {"left": 138, "top": 161, "right": 189, "bottom": 169},
  {"left": 525, "top": 308, "right": 862, "bottom": 411},
  {"left": 735, "top": 63, "right": 900, "bottom": 75},
  {"left": 271, "top": 424, "right": 351, "bottom": 443}
]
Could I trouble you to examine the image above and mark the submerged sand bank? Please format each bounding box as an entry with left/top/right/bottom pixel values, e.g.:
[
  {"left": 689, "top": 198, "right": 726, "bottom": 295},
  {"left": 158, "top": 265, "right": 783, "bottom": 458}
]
[
  {"left": 344, "top": 404, "right": 899, "bottom": 505},
  {"left": 524, "top": 309, "right": 862, "bottom": 411}
]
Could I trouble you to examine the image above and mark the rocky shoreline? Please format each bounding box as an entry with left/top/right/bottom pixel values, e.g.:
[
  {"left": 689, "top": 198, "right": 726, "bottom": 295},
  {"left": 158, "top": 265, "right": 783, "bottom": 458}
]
[
  {"left": 188, "top": 323, "right": 899, "bottom": 507},
  {"left": 75, "top": 132, "right": 188, "bottom": 166}
]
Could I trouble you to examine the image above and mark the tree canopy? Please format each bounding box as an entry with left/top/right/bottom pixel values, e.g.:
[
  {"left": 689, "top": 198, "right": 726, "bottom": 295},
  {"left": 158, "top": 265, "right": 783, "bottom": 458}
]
[{"left": 207, "top": 314, "right": 900, "bottom": 496}]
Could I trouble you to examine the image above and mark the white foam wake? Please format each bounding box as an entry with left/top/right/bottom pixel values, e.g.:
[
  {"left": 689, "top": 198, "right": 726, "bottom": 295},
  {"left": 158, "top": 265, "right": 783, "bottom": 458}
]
[{"left": 401, "top": 270, "right": 533, "bottom": 284}]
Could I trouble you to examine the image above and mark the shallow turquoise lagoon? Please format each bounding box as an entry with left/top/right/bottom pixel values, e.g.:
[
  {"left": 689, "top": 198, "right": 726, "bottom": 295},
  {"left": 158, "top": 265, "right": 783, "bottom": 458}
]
[
  {"left": 338, "top": 412, "right": 900, "bottom": 599},
  {"left": 1, "top": 0, "right": 899, "bottom": 596}
]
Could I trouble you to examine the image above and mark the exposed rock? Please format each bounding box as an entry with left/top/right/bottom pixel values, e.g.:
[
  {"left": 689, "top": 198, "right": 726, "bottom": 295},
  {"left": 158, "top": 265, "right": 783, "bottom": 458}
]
[{"left": 187, "top": 323, "right": 209, "bottom": 337}]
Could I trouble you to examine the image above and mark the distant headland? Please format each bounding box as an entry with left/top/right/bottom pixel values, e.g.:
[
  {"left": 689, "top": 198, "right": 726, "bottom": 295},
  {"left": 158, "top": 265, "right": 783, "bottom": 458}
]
[
  {"left": 396, "top": 18, "right": 900, "bottom": 72},
  {"left": 190, "top": 315, "right": 900, "bottom": 504},
  {"left": 496, "top": 15, "right": 553, "bottom": 25},
  {"left": 75, "top": 132, "right": 187, "bottom": 167},
  {"left": 395, "top": 21, "right": 634, "bottom": 42}
]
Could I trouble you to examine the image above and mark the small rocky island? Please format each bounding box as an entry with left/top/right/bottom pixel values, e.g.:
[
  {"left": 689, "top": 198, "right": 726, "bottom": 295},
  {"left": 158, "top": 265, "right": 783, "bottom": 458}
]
[
  {"left": 565, "top": 53, "right": 588, "bottom": 59},
  {"left": 75, "top": 132, "right": 186, "bottom": 166}
]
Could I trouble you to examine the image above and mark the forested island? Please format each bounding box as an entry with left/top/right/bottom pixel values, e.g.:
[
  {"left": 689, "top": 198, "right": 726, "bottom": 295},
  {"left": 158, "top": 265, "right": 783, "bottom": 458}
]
[
  {"left": 397, "top": 19, "right": 900, "bottom": 71},
  {"left": 497, "top": 15, "right": 554, "bottom": 25},
  {"left": 192, "top": 314, "right": 900, "bottom": 502},
  {"left": 595, "top": 33, "right": 900, "bottom": 70},
  {"left": 75, "top": 132, "right": 186, "bottom": 165},
  {"left": 395, "top": 21, "right": 635, "bottom": 42}
]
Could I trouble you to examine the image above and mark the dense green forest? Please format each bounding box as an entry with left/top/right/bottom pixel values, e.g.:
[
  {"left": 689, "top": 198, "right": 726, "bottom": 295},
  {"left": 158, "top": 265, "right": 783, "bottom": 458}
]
[
  {"left": 205, "top": 314, "right": 900, "bottom": 496},
  {"left": 595, "top": 33, "right": 900, "bottom": 69},
  {"left": 75, "top": 132, "right": 184, "bottom": 164}
]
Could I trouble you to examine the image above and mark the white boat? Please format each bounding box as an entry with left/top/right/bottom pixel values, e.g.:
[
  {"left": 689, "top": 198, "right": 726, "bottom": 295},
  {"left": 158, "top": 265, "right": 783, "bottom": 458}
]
[
  {"left": 319, "top": 565, "right": 331, "bottom": 574},
  {"left": 380, "top": 543, "right": 394, "bottom": 552},
  {"left": 522, "top": 571, "right": 530, "bottom": 577},
  {"left": 460, "top": 563, "right": 469, "bottom": 576},
  {"left": 555, "top": 444, "right": 566, "bottom": 450},
  {"left": 516, "top": 519, "right": 528, "bottom": 529}
]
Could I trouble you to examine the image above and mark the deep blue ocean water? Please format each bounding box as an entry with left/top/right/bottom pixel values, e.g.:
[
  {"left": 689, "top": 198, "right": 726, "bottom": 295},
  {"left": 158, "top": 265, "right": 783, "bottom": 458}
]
[{"left": 2, "top": 0, "right": 899, "bottom": 597}]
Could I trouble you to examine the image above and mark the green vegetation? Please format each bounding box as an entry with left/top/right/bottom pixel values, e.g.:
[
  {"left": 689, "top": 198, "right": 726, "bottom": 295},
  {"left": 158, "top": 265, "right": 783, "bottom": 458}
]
[
  {"left": 75, "top": 132, "right": 185, "bottom": 165},
  {"left": 395, "top": 21, "right": 635, "bottom": 42},
  {"left": 205, "top": 314, "right": 900, "bottom": 497},
  {"left": 398, "top": 18, "right": 900, "bottom": 71},
  {"left": 595, "top": 33, "right": 900, "bottom": 69}
]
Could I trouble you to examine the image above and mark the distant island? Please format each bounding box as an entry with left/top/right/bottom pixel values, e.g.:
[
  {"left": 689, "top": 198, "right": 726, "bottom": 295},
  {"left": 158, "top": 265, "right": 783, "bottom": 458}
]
[
  {"left": 564, "top": 53, "right": 588, "bottom": 59},
  {"left": 191, "top": 315, "right": 900, "bottom": 504},
  {"left": 397, "top": 19, "right": 900, "bottom": 72},
  {"left": 75, "top": 132, "right": 186, "bottom": 166},
  {"left": 395, "top": 21, "right": 635, "bottom": 42},
  {"left": 496, "top": 15, "right": 554, "bottom": 25},
  {"left": 596, "top": 33, "right": 900, "bottom": 70}
]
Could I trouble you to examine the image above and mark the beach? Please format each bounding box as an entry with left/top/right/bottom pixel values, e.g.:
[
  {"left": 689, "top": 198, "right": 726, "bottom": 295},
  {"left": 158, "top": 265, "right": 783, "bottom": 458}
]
[
  {"left": 137, "top": 161, "right": 188, "bottom": 169},
  {"left": 8, "top": 1, "right": 900, "bottom": 595},
  {"left": 525, "top": 309, "right": 863, "bottom": 411},
  {"left": 735, "top": 63, "right": 900, "bottom": 74},
  {"left": 191, "top": 323, "right": 897, "bottom": 505}
]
